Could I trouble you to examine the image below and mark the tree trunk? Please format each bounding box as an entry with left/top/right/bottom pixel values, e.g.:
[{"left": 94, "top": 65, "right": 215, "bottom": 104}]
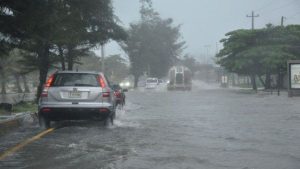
[
  {"left": 15, "top": 74, "right": 23, "bottom": 93},
  {"left": 134, "top": 74, "right": 139, "bottom": 88},
  {"left": 36, "top": 43, "right": 50, "bottom": 102},
  {"left": 58, "top": 45, "right": 65, "bottom": 70},
  {"left": 67, "top": 45, "right": 74, "bottom": 71},
  {"left": 280, "top": 74, "right": 285, "bottom": 89},
  {"left": 265, "top": 72, "right": 271, "bottom": 89},
  {"left": 0, "top": 71, "right": 6, "bottom": 94},
  {"left": 258, "top": 75, "right": 266, "bottom": 89},
  {"left": 232, "top": 74, "right": 235, "bottom": 86},
  {"left": 22, "top": 75, "right": 30, "bottom": 93},
  {"left": 276, "top": 66, "right": 285, "bottom": 89},
  {"left": 246, "top": 76, "right": 250, "bottom": 86},
  {"left": 250, "top": 74, "right": 257, "bottom": 91}
]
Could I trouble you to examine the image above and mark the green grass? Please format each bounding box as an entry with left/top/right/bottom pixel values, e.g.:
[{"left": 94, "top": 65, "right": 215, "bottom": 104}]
[
  {"left": 13, "top": 101, "right": 37, "bottom": 113},
  {"left": 0, "top": 101, "right": 37, "bottom": 115}
]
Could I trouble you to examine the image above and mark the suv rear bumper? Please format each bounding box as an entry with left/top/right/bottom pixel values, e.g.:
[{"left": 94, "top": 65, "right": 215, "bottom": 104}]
[{"left": 39, "top": 107, "right": 112, "bottom": 121}]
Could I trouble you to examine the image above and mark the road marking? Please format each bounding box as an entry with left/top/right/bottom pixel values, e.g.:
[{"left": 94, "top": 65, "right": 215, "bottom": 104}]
[{"left": 0, "top": 128, "right": 54, "bottom": 160}]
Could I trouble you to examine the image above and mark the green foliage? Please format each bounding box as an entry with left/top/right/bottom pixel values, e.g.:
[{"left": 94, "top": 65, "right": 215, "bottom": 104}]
[
  {"left": 102, "top": 55, "right": 129, "bottom": 83},
  {"left": 12, "top": 101, "right": 37, "bottom": 113},
  {"left": 121, "top": 0, "right": 185, "bottom": 86},
  {"left": 0, "top": 0, "right": 126, "bottom": 99},
  {"left": 79, "top": 52, "right": 129, "bottom": 83},
  {"left": 217, "top": 24, "right": 300, "bottom": 89},
  {"left": 180, "top": 55, "right": 198, "bottom": 73}
]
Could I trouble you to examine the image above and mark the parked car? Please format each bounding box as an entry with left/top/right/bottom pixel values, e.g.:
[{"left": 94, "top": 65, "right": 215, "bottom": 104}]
[
  {"left": 38, "top": 71, "right": 116, "bottom": 128},
  {"left": 111, "top": 84, "right": 126, "bottom": 107},
  {"left": 145, "top": 78, "right": 159, "bottom": 89}
]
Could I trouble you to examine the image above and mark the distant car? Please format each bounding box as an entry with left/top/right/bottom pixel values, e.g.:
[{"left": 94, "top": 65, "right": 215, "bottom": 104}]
[
  {"left": 119, "top": 78, "right": 134, "bottom": 89},
  {"left": 111, "top": 84, "right": 126, "bottom": 107},
  {"left": 38, "top": 71, "right": 116, "bottom": 128},
  {"left": 145, "top": 78, "right": 159, "bottom": 89}
]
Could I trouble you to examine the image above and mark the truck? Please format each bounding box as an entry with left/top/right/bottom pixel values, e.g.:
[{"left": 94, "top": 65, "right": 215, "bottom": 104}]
[{"left": 167, "top": 66, "right": 192, "bottom": 91}]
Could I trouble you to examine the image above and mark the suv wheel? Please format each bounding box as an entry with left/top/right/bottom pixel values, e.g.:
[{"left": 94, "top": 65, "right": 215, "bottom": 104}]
[
  {"left": 39, "top": 114, "right": 50, "bottom": 129},
  {"left": 104, "top": 113, "right": 114, "bottom": 126}
]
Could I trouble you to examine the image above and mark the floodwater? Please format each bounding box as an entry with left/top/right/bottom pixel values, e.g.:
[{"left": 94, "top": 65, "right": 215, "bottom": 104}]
[{"left": 1, "top": 82, "right": 300, "bottom": 169}]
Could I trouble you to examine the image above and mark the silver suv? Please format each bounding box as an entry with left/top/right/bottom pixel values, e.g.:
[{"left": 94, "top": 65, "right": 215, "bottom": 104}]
[{"left": 38, "top": 71, "right": 116, "bottom": 128}]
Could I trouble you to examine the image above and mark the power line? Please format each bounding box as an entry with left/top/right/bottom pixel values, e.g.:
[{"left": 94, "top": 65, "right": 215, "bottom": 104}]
[
  {"left": 257, "top": 0, "right": 298, "bottom": 25},
  {"left": 255, "top": 0, "right": 280, "bottom": 12},
  {"left": 263, "top": 0, "right": 298, "bottom": 15},
  {"left": 288, "top": 11, "right": 300, "bottom": 19}
]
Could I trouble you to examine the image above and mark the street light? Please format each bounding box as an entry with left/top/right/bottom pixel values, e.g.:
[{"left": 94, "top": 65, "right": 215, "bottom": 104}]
[
  {"left": 101, "top": 43, "right": 105, "bottom": 73},
  {"left": 100, "top": 29, "right": 113, "bottom": 73}
]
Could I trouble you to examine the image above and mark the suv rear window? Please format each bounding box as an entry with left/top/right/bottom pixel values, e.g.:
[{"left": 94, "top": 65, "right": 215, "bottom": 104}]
[{"left": 52, "top": 73, "right": 99, "bottom": 87}]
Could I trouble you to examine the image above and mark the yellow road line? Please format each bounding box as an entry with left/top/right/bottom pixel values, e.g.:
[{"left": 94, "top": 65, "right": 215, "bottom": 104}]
[{"left": 0, "top": 128, "right": 55, "bottom": 160}]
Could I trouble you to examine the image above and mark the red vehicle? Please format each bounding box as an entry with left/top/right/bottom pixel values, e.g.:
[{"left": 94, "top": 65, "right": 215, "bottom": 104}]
[{"left": 111, "top": 84, "right": 126, "bottom": 107}]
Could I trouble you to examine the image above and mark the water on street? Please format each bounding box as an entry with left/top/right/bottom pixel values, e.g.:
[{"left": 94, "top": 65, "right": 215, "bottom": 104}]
[{"left": 1, "top": 82, "right": 300, "bottom": 169}]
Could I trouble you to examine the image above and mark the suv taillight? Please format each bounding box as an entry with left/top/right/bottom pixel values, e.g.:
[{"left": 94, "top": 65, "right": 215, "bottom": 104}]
[
  {"left": 97, "top": 74, "right": 110, "bottom": 97},
  {"left": 102, "top": 92, "right": 110, "bottom": 97},
  {"left": 114, "top": 90, "right": 121, "bottom": 98},
  {"left": 41, "top": 74, "right": 54, "bottom": 98},
  {"left": 97, "top": 75, "right": 106, "bottom": 88}
]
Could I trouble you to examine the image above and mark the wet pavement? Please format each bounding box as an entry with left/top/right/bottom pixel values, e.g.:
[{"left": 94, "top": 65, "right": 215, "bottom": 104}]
[{"left": 0, "top": 83, "right": 300, "bottom": 169}]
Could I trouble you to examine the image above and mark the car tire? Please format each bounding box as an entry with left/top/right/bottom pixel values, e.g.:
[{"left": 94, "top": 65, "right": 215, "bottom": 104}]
[
  {"left": 104, "top": 113, "right": 114, "bottom": 127},
  {"left": 39, "top": 114, "right": 50, "bottom": 129},
  {"left": 112, "top": 111, "right": 116, "bottom": 120},
  {"left": 122, "top": 98, "right": 125, "bottom": 106}
]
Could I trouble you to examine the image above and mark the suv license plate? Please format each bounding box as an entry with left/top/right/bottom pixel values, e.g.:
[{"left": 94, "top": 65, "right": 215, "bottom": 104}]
[{"left": 69, "top": 91, "right": 81, "bottom": 98}]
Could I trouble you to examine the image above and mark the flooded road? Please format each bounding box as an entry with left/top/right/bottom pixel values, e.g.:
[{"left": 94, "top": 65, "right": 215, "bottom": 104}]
[{"left": 1, "top": 85, "right": 300, "bottom": 169}]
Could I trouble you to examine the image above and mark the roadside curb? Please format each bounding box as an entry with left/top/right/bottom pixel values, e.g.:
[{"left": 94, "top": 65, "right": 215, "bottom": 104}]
[{"left": 0, "top": 112, "right": 37, "bottom": 136}]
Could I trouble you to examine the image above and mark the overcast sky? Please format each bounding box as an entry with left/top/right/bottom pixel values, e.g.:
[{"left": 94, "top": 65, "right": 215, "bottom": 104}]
[{"left": 97, "top": 0, "right": 300, "bottom": 62}]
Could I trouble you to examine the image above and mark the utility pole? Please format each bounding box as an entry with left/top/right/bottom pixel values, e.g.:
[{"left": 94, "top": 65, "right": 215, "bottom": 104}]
[
  {"left": 246, "top": 11, "right": 259, "bottom": 92},
  {"left": 281, "top": 16, "right": 286, "bottom": 27},
  {"left": 204, "top": 45, "right": 211, "bottom": 64},
  {"left": 247, "top": 11, "right": 259, "bottom": 30},
  {"left": 204, "top": 45, "right": 211, "bottom": 83},
  {"left": 101, "top": 43, "right": 105, "bottom": 73},
  {"left": 215, "top": 42, "right": 219, "bottom": 55}
]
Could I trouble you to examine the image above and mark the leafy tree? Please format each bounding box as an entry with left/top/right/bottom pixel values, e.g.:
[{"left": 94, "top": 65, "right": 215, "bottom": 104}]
[
  {"left": 180, "top": 55, "right": 198, "bottom": 74},
  {"left": 79, "top": 52, "right": 129, "bottom": 83},
  {"left": 121, "top": 0, "right": 185, "bottom": 87},
  {"left": 0, "top": 0, "right": 126, "bottom": 100},
  {"left": 101, "top": 55, "right": 129, "bottom": 83},
  {"left": 216, "top": 25, "right": 300, "bottom": 90},
  {"left": 51, "top": 0, "right": 126, "bottom": 71}
]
